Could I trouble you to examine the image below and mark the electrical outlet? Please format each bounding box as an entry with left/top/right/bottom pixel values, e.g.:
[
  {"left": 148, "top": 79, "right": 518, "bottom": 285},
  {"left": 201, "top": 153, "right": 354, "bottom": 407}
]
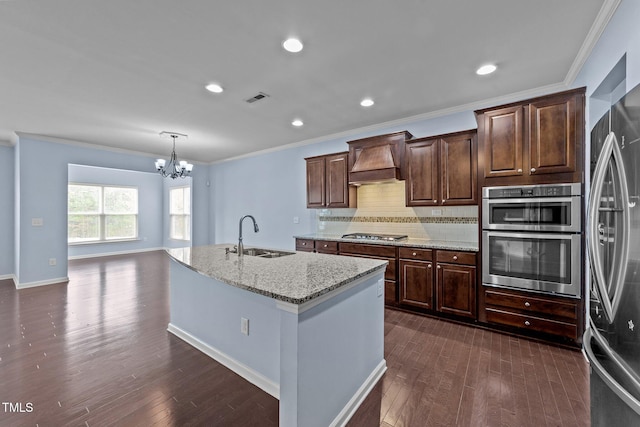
[
  {"left": 377, "top": 279, "right": 384, "bottom": 297},
  {"left": 293, "top": 216, "right": 299, "bottom": 224},
  {"left": 49, "top": 258, "right": 57, "bottom": 266},
  {"left": 241, "top": 317, "right": 249, "bottom": 336},
  {"left": 431, "top": 209, "right": 442, "bottom": 216},
  {"left": 32, "top": 218, "right": 43, "bottom": 227}
]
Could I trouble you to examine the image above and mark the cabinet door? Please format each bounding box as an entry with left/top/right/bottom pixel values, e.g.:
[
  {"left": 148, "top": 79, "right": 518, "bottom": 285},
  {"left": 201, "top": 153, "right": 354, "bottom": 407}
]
[
  {"left": 436, "top": 264, "right": 476, "bottom": 318},
  {"left": 441, "top": 132, "right": 477, "bottom": 205},
  {"left": 399, "top": 260, "right": 434, "bottom": 309},
  {"left": 306, "top": 157, "right": 325, "bottom": 208},
  {"left": 325, "top": 153, "right": 350, "bottom": 208},
  {"left": 482, "top": 106, "right": 524, "bottom": 178},
  {"left": 528, "top": 93, "right": 577, "bottom": 175},
  {"left": 405, "top": 138, "right": 439, "bottom": 206}
]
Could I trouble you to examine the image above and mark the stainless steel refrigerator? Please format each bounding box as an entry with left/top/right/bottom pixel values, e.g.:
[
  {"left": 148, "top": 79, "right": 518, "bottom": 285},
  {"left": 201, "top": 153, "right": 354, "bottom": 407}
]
[{"left": 586, "top": 82, "right": 640, "bottom": 426}]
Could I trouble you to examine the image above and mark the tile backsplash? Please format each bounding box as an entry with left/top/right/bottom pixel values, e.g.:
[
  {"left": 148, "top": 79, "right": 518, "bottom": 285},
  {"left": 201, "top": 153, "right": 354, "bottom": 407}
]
[{"left": 315, "top": 181, "right": 478, "bottom": 242}]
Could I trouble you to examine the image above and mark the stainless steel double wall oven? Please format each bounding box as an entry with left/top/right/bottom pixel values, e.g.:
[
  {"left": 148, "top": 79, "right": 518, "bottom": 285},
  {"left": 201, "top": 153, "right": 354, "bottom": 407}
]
[{"left": 482, "top": 183, "right": 582, "bottom": 298}]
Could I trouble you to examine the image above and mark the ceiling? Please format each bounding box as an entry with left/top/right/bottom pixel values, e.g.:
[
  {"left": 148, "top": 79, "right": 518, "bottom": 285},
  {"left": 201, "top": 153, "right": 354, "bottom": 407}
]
[{"left": 0, "top": 0, "right": 615, "bottom": 163}]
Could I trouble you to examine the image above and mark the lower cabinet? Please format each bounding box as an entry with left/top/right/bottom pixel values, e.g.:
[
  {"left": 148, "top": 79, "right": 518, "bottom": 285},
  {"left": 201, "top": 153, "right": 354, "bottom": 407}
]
[
  {"left": 399, "top": 247, "right": 477, "bottom": 319},
  {"left": 483, "top": 286, "right": 579, "bottom": 342}
]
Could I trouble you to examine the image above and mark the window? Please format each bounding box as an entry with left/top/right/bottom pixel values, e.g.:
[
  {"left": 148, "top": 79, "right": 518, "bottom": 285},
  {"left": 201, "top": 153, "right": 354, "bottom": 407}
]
[
  {"left": 170, "top": 186, "right": 191, "bottom": 241},
  {"left": 68, "top": 184, "right": 138, "bottom": 243}
]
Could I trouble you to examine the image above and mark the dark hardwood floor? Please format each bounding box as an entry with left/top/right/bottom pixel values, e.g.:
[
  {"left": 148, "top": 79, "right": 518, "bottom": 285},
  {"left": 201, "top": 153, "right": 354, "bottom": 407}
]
[{"left": 0, "top": 251, "right": 589, "bottom": 426}]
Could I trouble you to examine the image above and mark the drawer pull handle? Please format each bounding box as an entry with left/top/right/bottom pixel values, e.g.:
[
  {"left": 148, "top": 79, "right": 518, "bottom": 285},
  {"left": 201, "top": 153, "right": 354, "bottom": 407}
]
[
  {"left": 524, "top": 301, "right": 531, "bottom": 307},
  {"left": 453, "top": 255, "right": 458, "bottom": 261},
  {"left": 524, "top": 320, "right": 531, "bottom": 326},
  {"left": 302, "top": 242, "right": 306, "bottom": 245},
  {"left": 323, "top": 244, "right": 328, "bottom": 248},
  {"left": 412, "top": 252, "right": 417, "bottom": 256}
]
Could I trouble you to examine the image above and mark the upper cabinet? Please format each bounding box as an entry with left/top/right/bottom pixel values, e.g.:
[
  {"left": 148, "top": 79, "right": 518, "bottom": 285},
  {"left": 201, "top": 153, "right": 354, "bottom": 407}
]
[
  {"left": 476, "top": 87, "right": 585, "bottom": 185},
  {"left": 305, "top": 151, "right": 356, "bottom": 208},
  {"left": 405, "top": 130, "right": 477, "bottom": 206}
]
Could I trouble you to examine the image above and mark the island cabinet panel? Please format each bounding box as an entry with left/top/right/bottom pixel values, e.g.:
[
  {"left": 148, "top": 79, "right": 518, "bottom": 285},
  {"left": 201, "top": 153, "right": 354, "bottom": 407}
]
[
  {"left": 405, "top": 130, "right": 477, "bottom": 206},
  {"left": 476, "top": 87, "right": 585, "bottom": 185},
  {"left": 339, "top": 242, "right": 398, "bottom": 305},
  {"left": 305, "top": 152, "right": 356, "bottom": 208}
]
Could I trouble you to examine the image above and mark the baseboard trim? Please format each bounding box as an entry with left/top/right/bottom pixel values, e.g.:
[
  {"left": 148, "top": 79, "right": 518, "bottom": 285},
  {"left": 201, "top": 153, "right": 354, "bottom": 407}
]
[
  {"left": 68, "top": 246, "right": 165, "bottom": 260},
  {"left": 16, "top": 276, "right": 69, "bottom": 289},
  {"left": 330, "top": 359, "right": 387, "bottom": 427},
  {"left": 167, "top": 323, "right": 280, "bottom": 399}
]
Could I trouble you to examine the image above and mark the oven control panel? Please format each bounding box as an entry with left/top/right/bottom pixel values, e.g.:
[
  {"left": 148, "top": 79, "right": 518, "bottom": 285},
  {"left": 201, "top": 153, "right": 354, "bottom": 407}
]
[{"left": 484, "top": 183, "right": 582, "bottom": 199}]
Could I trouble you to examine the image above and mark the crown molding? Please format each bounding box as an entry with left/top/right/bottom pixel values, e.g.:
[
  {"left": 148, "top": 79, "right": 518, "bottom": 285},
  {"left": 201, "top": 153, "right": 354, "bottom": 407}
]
[{"left": 565, "top": 0, "right": 621, "bottom": 85}]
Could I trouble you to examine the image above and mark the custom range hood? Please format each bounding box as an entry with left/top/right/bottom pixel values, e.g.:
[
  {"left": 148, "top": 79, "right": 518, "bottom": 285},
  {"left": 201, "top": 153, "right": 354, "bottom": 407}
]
[{"left": 347, "top": 131, "right": 413, "bottom": 185}]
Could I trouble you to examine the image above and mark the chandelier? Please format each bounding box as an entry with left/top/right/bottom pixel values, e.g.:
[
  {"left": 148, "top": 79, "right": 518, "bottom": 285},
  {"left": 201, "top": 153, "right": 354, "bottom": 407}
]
[{"left": 155, "top": 132, "right": 193, "bottom": 179}]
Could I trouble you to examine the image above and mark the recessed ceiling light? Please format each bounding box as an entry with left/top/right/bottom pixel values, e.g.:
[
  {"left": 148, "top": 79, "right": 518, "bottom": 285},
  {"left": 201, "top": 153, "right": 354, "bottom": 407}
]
[
  {"left": 476, "top": 64, "right": 497, "bottom": 75},
  {"left": 360, "top": 98, "right": 374, "bottom": 107},
  {"left": 292, "top": 119, "right": 304, "bottom": 127},
  {"left": 205, "top": 83, "right": 224, "bottom": 93},
  {"left": 283, "top": 38, "right": 304, "bottom": 53}
]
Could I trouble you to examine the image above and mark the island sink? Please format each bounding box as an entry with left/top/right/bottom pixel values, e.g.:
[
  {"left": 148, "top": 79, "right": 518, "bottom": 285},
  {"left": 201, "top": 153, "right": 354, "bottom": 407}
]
[{"left": 242, "top": 248, "right": 295, "bottom": 258}]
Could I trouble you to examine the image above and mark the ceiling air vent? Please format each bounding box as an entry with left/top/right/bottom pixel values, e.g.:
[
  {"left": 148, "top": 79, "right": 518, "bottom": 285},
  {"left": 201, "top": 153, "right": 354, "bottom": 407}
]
[{"left": 245, "top": 92, "right": 270, "bottom": 104}]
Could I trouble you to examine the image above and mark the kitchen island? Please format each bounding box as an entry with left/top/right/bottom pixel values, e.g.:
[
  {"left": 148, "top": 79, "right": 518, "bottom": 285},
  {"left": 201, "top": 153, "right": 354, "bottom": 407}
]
[{"left": 166, "top": 244, "right": 387, "bottom": 427}]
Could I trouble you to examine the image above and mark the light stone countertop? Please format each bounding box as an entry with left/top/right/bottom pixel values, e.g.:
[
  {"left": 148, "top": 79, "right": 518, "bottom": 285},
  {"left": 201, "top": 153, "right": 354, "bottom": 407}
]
[
  {"left": 166, "top": 244, "right": 387, "bottom": 305},
  {"left": 294, "top": 234, "right": 479, "bottom": 252}
]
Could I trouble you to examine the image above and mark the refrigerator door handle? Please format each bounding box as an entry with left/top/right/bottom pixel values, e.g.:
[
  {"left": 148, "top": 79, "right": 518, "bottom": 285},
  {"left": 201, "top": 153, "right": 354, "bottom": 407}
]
[
  {"left": 588, "top": 132, "right": 631, "bottom": 323},
  {"left": 585, "top": 327, "right": 640, "bottom": 417}
]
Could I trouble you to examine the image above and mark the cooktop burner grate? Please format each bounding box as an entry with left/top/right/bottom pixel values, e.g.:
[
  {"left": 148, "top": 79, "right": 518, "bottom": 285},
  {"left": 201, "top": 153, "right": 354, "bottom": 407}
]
[{"left": 341, "top": 233, "right": 408, "bottom": 241}]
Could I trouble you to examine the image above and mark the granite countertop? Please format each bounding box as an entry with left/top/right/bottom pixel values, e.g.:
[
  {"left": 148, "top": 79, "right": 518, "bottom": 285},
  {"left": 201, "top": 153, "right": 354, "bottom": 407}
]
[
  {"left": 294, "top": 234, "right": 479, "bottom": 252},
  {"left": 166, "top": 244, "right": 387, "bottom": 305}
]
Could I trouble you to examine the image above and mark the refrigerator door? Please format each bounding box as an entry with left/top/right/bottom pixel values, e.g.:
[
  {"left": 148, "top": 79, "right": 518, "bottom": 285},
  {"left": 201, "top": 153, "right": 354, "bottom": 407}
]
[
  {"left": 588, "top": 132, "right": 631, "bottom": 323},
  {"left": 586, "top": 326, "right": 640, "bottom": 426}
]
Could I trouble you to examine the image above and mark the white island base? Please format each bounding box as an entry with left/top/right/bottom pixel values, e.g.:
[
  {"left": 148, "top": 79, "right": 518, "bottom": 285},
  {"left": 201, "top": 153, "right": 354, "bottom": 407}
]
[{"left": 167, "top": 257, "right": 386, "bottom": 427}]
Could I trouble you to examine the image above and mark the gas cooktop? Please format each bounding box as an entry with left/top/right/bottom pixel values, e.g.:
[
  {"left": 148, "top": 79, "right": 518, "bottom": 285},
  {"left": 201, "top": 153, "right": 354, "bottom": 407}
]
[{"left": 341, "top": 233, "right": 408, "bottom": 241}]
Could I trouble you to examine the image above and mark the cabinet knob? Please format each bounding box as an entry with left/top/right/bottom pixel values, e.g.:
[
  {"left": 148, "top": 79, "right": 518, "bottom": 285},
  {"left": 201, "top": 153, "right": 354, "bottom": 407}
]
[
  {"left": 428, "top": 264, "right": 432, "bottom": 268},
  {"left": 323, "top": 244, "right": 328, "bottom": 248},
  {"left": 302, "top": 242, "right": 306, "bottom": 246},
  {"left": 412, "top": 252, "right": 417, "bottom": 256},
  {"left": 437, "top": 265, "right": 441, "bottom": 269},
  {"left": 517, "top": 168, "right": 523, "bottom": 173},
  {"left": 453, "top": 255, "right": 458, "bottom": 261},
  {"left": 524, "top": 301, "right": 531, "bottom": 307},
  {"left": 524, "top": 320, "right": 531, "bottom": 326},
  {"left": 530, "top": 168, "right": 536, "bottom": 173}
]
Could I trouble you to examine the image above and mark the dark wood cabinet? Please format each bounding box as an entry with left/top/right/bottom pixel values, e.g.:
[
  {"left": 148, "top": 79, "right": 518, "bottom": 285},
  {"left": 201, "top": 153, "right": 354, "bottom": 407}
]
[
  {"left": 305, "top": 152, "right": 356, "bottom": 208},
  {"left": 405, "top": 130, "right": 477, "bottom": 206},
  {"left": 476, "top": 87, "right": 584, "bottom": 185},
  {"left": 339, "top": 242, "right": 398, "bottom": 306},
  {"left": 399, "top": 247, "right": 477, "bottom": 319},
  {"left": 294, "top": 238, "right": 338, "bottom": 254},
  {"left": 483, "top": 286, "right": 580, "bottom": 343},
  {"left": 399, "top": 248, "right": 434, "bottom": 309},
  {"left": 435, "top": 250, "right": 476, "bottom": 319}
]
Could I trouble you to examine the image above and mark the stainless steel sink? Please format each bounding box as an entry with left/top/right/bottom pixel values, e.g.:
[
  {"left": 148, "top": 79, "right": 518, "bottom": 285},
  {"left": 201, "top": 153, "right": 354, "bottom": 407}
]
[{"left": 242, "top": 248, "right": 295, "bottom": 258}]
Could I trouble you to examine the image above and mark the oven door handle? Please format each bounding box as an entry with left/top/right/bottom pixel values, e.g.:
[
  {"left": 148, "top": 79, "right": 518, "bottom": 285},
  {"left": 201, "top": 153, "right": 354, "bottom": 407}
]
[{"left": 588, "top": 132, "right": 630, "bottom": 324}]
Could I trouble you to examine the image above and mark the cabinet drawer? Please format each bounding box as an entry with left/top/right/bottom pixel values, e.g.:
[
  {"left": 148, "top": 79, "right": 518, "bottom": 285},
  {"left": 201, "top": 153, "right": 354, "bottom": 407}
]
[
  {"left": 399, "top": 247, "right": 432, "bottom": 261},
  {"left": 295, "top": 239, "right": 315, "bottom": 252},
  {"left": 436, "top": 250, "right": 476, "bottom": 265},
  {"left": 339, "top": 242, "right": 396, "bottom": 258},
  {"left": 486, "top": 308, "right": 577, "bottom": 340},
  {"left": 315, "top": 240, "right": 338, "bottom": 253},
  {"left": 485, "top": 289, "right": 577, "bottom": 321}
]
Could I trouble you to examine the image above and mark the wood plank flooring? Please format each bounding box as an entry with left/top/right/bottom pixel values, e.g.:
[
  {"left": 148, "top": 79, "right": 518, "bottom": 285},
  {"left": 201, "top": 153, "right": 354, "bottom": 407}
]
[{"left": 0, "top": 251, "right": 589, "bottom": 426}]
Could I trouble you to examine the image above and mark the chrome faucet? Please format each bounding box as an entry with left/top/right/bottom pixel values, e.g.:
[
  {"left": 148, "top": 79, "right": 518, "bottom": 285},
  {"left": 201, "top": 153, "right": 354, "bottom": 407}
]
[{"left": 238, "top": 215, "right": 259, "bottom": 256}]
